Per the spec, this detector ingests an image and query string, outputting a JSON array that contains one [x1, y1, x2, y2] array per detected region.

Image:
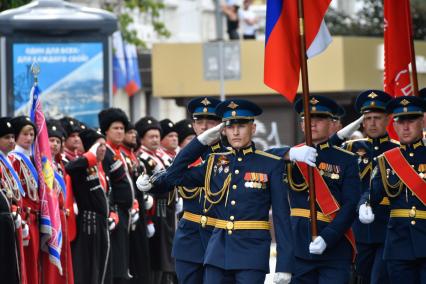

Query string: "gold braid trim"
[[286, 163, 308, 192], [177, 186, 202, 200], [360, 163, 372, 179], [167, 188, 177, 205], [377, 155, 403, 197], [203, 155, 231, 212]]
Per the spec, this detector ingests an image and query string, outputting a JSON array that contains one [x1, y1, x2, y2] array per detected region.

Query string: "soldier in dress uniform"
[[66, 128, 114, 284], [98, 108, 137, 283], [0, 117, 23, 284], [159, 119, 179, 158], [151, 99, 294, 284], [60, 116, 85, 165], [135, 116, 178, 284], [285, 95, 362, 283], [358, 96, 426, 284], [8, 116, 40, 284], [341, 90, 398, 284], [120, 123, 153, 284]]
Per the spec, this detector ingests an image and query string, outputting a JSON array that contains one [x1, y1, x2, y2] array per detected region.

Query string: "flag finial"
[[31, 62, 40, 84]]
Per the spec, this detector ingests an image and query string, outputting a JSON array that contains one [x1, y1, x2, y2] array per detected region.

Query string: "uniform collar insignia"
[[242, 146, 254, 155], [318, 141, 329, 150], [211, 143, 221, 152]]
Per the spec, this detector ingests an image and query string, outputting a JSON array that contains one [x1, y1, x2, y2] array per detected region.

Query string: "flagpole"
[[297, 0, 318, 239], [407, 0, 419, 97]]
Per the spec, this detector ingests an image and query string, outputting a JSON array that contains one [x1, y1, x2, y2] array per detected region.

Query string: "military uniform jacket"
[[154, 142, 223, 264], [162, 138, 294, 273], [343, 134, 399, 244], [286, 141, 361, 261], [365, 140, 426, 260]]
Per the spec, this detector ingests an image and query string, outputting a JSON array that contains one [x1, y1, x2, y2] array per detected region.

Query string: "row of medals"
[[319, 169, 340, 180], [244, 181, 265, 189]]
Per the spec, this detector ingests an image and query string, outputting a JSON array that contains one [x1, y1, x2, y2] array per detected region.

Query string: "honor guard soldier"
[[60, 116, 84, 165], [137, 97, 223, 284], [135, 116, 177, 284], [150, 99, 294, 284], [66, 128, 114, 284], [8, 116, 40, 284], [99, 108, 136, 282], [0, 117, 24, 284], [359, 96, 426, 284], [342, 90, 398, 283], [286, 96, 361, 283]]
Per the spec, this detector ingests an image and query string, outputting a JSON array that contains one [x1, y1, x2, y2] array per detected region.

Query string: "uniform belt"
[[215, 219, 270, 230], [390, 209, 426, 219], [182, 211, 217, 228], [290, 208, 332, 223]]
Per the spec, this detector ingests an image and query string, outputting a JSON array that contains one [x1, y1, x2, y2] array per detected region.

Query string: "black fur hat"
[[135, 116, 162, 139], [174, 119, 195, 145], [160, 119, 177, 140], [98, 108, 130, 134], [0, 117, 14, 137], [79, 128, 105, 152], [47, 119, 67, 140], [10, 116, 37, 138]]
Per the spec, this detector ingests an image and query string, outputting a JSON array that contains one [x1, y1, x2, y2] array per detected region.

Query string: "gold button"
[[228, 230, 233, 235], [232, 185, 237, 190], [234, 169, 239, 174], [226, 221, 234, 230], [204, 209, 208, 213], [374, 146, 379, 150], [409, 153, 414, 157], [200, 216, 207, 227], [230, 216, 235, 221], [409, 206, 416, 218], [238, 157, 242, 162], [231, 200, 236, 206], [411, 220, 416, 225]]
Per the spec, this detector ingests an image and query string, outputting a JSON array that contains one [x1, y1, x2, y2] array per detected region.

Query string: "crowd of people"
[[0, 88, 426, 284]]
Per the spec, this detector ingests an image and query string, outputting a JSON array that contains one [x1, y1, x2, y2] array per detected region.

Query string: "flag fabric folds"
[[124, 43, 142, 96], [112, 31, 128, 94], [264, 0, 332, 102], [384, 0, 414, 139], [30, 83, 63, 274]]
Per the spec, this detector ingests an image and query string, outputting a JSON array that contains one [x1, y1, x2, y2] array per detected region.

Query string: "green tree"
[[0, 0, 31, 12], [326, 0, 426, 40]]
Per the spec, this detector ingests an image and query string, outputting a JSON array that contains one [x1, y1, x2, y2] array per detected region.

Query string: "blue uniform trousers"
[[292, 257, 351, 284], [175, 260, 203, 284], [387, 259, 426, 284], [204, 264, 265, 284], [355, 242, 389, 284]]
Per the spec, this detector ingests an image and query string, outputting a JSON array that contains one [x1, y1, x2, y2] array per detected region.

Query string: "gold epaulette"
[[332, 145, 356, 156], [254, 150, 281, 160]]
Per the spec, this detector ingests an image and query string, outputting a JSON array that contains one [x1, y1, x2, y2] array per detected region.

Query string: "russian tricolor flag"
[[264, 0, 332, 102]]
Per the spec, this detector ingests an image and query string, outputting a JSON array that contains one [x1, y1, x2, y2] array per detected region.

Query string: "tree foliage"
[[0, 0, 31, 12], [326, 0, 426, 40]]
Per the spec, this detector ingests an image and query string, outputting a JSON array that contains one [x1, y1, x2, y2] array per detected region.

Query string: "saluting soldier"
[[137, 97, 223, 284], [285, 96, 361, 283], [66, 128, 115, 284], [99, 108, 136, 283], [359, 96, 426, 284], [152, 99, 294, 284], [342, 90, 398, 284]]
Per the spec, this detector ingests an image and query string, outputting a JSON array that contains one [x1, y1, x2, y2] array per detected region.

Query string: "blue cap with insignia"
[[355, 90, 392, 114], [386, 96, 426, 119], [215, 99, 262, 125], [187, 97, 221, 120], [294, 95, 341, 118]]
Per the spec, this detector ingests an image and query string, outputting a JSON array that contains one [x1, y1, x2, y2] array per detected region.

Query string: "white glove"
[[22, 223, 29, 246], [273, 272, 292, 284], [197, 123, 224, 146], [176, 197, 183, 214], [89, 142, 100, 156], [12, 212, 22, 229], [131, 209, 140, 225], [73, 202, 79, 215], [309, 236, 327, 255], [337, 115, 364, 140], [136, 174, 153, 192], [144, 194, 154, 210], [289, 145, 317, 167], [108, 218, 116, 231], [359, 203, 375, 224], [146, 223, 155, 238]]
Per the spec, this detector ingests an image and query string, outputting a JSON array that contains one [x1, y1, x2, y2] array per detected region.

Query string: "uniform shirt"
[[365, 139, 426, 260], [286, 141, 361, 261], [342, 134, 399, 244]]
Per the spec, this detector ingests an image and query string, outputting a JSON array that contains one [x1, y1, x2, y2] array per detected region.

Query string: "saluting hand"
[[197, 123, 224, 146]]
